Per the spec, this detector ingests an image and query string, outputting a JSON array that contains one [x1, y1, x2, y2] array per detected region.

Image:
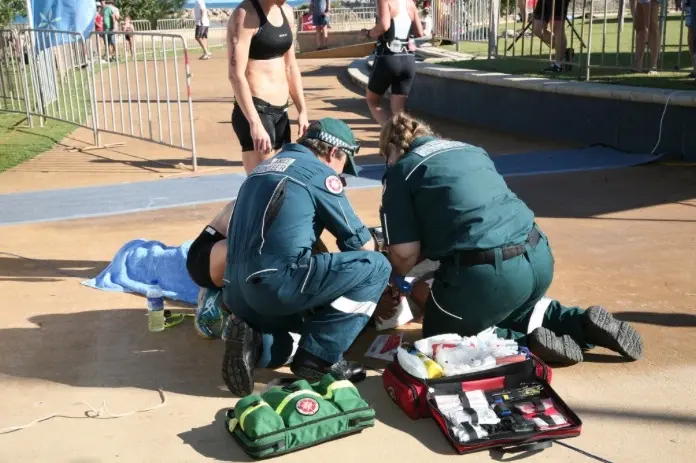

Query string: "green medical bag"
[[224, 374, 375, 459]]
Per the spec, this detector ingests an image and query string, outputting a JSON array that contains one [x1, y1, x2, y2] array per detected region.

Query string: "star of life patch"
[[295, 398, 320, 416], [412, 140, 469, 158], [251, 157, 295, 174], [325, 175, 344, 195]]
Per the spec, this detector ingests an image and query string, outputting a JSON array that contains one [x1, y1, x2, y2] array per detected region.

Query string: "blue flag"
[[32, 0, 97, 39]]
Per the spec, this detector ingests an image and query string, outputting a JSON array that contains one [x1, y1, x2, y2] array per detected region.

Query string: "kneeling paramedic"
[[222, 118, 391, 396], [376, 112, 644, 365]]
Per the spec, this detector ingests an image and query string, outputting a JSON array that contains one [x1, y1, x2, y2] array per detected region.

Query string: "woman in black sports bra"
[[227, 0, 309, 173]]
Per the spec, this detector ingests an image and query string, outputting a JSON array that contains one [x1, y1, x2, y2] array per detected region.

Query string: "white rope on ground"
[[0, 389, 167, 435], [651, 90, 687, 155]]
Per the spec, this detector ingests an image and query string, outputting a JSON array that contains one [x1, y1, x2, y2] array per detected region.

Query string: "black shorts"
[[186, 226, 226, 289], [195, 25, 209, 39], [367, 52, 416, 96], [533, 0, 571, 22], [231, 97, 291, 152]]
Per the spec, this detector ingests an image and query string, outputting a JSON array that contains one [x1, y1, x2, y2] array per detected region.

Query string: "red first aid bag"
[[382, 348, 581, 455]]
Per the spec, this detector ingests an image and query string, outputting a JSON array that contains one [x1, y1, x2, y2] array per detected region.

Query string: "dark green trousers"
[[421, 228, 590, 349]]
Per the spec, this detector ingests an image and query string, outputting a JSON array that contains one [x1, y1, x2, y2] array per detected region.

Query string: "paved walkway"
[[1, 55, 695, 463], [0, 57, 571, 194]]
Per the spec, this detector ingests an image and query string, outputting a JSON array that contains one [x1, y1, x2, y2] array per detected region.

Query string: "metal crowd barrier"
[[0, 28, 199, 171]]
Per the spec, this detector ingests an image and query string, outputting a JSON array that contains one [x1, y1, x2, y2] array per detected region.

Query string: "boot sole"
[[530, 328, 584, 366], [585, 307, 643, 360], [222, 318, 258, 397]]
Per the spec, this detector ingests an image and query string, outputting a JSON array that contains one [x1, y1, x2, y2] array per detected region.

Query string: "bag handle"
[[496, 439, 553, 454]]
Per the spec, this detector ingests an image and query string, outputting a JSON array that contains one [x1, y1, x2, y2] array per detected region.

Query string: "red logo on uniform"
[[296, 398, 320, 416], [325, 175, 344, 194]]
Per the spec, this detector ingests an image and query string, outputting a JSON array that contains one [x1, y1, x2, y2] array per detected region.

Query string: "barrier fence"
[[294, 7, 377, 32], [155, 18, 227, 52], [432, 0, 694, 79], [0, 28, 198, 171]]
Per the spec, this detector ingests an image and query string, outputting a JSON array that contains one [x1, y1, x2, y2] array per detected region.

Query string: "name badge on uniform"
[[251, 157, 295, 174], [412, 140, 468, 158]]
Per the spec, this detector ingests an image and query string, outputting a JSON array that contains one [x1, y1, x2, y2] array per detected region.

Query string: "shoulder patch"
[[412, 140, 469, 158], [324, 175, 344, 195], [251, 157, 295, 175]]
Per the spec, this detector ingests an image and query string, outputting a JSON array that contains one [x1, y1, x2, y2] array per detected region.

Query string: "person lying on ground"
[[186, 201, 331, 339], [228, 0, 309, 173], [221, 118, 389, 397], [373, 112, 644, 365]]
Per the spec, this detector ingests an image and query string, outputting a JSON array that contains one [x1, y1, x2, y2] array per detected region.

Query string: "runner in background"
[[123, 16, 135, 58], [310, 0, 331, 50], [195, 0, 212, 59], [363, 0, 424, 126], [227, 0, 309, 173]]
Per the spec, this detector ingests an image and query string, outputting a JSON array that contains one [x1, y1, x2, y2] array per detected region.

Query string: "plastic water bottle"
[[147, 280, 165, 332]]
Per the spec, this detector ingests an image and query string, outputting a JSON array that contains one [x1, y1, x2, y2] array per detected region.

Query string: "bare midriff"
[[246, 56, 289, 107]]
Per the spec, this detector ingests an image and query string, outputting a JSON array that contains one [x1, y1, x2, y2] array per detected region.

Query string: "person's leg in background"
[[195, 26, 210, 58], [517, 0, 528, 23], [634, 1, 650, 71], [321, 16, 330, 49], [367, 56, 396, 125], [646, 0, 661, 73], [532, 0, 553, 47], [388, 55, 415, 118]]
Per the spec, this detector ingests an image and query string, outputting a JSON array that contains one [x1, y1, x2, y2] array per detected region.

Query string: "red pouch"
[[382, 360, 430, 420]]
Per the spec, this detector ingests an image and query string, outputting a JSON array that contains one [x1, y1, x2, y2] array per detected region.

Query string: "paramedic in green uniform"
[[222, 118, 391, 397], [377, 113, 643, 365]]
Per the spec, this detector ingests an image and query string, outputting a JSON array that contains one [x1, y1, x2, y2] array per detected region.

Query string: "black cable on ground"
[[556, 440, 614, 463]]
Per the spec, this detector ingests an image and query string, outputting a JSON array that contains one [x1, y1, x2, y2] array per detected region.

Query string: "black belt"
[[448, 228, 541, 267]]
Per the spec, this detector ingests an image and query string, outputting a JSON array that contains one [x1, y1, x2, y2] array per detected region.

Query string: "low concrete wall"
[[295, 30, 373, 53], [352, 57, 696, 160]]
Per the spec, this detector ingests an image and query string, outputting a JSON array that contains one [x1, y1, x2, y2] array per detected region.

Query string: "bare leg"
[[532, 20, 552, 47], [634, 4, 648, 71], [322, 26, 329, 48], [316, 28, 322, 49], [389, 94, 408, 118], [242, 149, 273, 174], [205, 200, 237, 288], [552, 20, 566, 64], [201, 37, 209, 55], [646, 2, 661, 72], [367, 90, 391, 126]]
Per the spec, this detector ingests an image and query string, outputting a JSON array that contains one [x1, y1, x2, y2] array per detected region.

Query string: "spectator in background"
[[311, 0, 331, 50], [103, 0, 120, 60], [420, 4, 433, 37], [94, 5, 105, 59], [532, 0, 574, 73], [123, 16, 135, 58], [195, 0, 212, 59], [633, 0, 661, 74], [677, 0, 695, 78]]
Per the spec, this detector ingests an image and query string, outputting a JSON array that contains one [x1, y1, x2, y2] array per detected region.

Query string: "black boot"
[[290, 349, 367, 383], [583, 306, 643, 361], [528, 327, 584, 366], [222, 317, 262, 397]]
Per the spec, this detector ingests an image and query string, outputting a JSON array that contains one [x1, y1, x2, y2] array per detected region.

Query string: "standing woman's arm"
[[408, 0, 425, 38], [367, 0, 392, 39]]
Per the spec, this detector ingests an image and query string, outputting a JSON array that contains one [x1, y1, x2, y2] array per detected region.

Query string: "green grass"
[[0, 112, 74, 172], [440, 14, 696, 89]]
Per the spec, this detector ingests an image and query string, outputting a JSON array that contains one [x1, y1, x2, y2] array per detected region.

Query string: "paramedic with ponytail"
[[363, 0, 424, 125], [377, 112, 644, 365]]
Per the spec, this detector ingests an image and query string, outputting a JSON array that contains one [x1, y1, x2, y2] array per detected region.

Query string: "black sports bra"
[[248, 0, 294, 60]]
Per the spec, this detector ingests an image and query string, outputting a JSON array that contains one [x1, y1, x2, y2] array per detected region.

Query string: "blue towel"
[[82, 239, 200, 305]]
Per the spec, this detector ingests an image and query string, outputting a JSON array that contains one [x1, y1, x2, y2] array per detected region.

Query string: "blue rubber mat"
[[0, 146, 662, 226], [356, 146, 663, 181], [0, 173, 381, 226]]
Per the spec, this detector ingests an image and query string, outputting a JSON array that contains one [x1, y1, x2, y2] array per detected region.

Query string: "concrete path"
[[1, 56, 695, 463]]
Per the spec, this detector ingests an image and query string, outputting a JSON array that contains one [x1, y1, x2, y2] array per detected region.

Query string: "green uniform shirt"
[[227, 143, 372, 263], [380, 136, 535, 260]]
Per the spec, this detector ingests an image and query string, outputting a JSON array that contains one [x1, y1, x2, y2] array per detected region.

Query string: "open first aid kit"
[[382, 333, 582, 455], [224, 374, 375, 459]]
